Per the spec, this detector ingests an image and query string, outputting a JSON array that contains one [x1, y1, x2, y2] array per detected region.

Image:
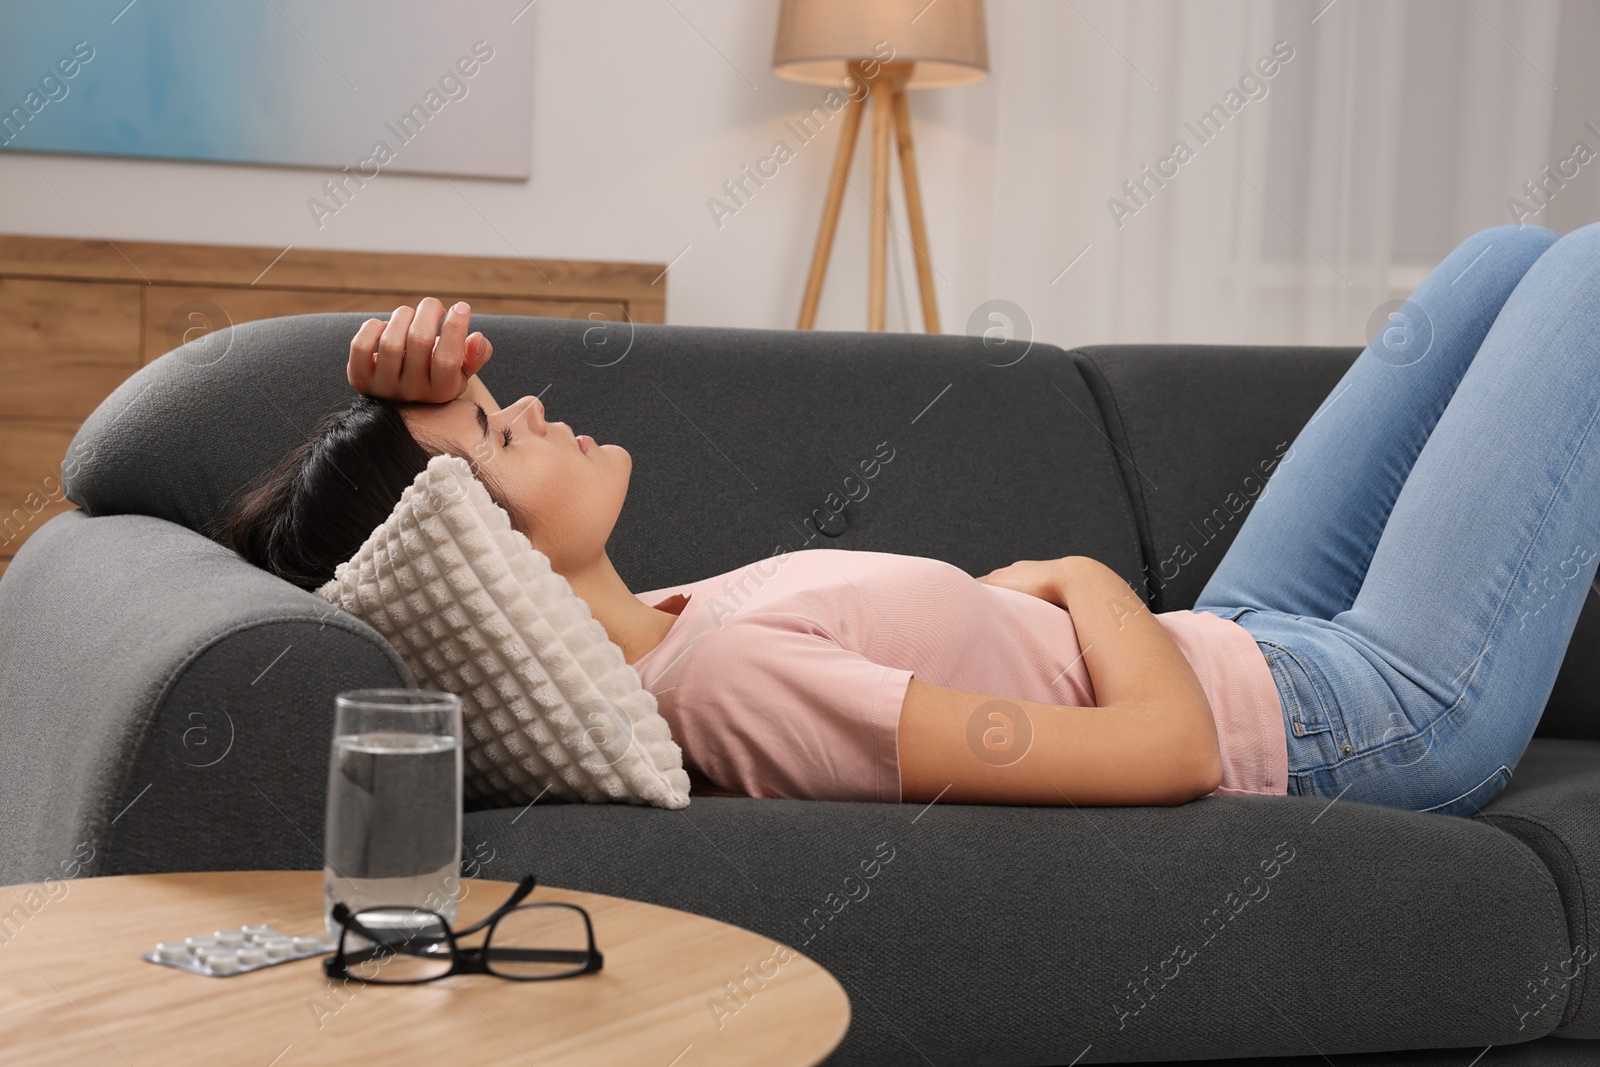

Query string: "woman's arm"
[[978, 554, 1216, 725], [1054, 555, 1223, 792], [906, 554, 1224, 805], [1052, 556, 1214, 716], [897, 678, 1220, 806], [347, 297, 499, 410]]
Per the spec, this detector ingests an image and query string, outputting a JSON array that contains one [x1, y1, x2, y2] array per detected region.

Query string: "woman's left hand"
[[976, 558, 1072, 608], [346, 296, 493, 403]]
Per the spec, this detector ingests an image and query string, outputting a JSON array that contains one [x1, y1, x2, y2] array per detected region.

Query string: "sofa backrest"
[[62, 312, 1148, 594], [1074, 342, 1362, 615], [1076, 342, 1600, 742]]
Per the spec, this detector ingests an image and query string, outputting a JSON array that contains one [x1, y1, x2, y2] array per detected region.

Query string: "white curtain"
[[908, 0, 1593, 349]]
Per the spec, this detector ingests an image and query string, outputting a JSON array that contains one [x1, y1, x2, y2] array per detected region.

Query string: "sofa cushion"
[[64, 313, 1147, 598], [463, 787, 1571, 1065], [1070, 342, 1361, 614]]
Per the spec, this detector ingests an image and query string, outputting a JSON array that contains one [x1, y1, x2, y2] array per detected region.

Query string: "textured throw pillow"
[[314, 453, 691, 810]]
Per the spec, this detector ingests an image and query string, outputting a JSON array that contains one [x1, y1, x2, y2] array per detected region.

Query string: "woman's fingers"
[[431, 301, 472, 397], [973, 559, 1063, 604], [465, 331, 493, 375], [402, 297, 446, 398], [355, 298, 491, 402], [346, 317, 385, 392], [373, 304, 415, 396]]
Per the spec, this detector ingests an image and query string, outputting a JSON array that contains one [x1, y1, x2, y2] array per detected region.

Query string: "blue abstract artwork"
[[0, 0, 533, 179]]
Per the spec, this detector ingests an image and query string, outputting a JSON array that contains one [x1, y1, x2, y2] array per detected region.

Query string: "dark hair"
[[226, 394, 529, 591]]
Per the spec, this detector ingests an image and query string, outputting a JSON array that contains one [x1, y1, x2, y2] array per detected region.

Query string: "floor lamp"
[[772, 0, 989, 333]]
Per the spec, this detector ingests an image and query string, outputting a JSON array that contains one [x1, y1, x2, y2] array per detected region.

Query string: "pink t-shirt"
[[630, 548, 1288, 804]]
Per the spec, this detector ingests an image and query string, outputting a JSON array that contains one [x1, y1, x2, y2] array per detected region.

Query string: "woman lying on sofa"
[[229, 222, 1600, 817]]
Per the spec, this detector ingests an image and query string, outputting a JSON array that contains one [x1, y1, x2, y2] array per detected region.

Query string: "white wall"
[[3, 0, 1595, 350]]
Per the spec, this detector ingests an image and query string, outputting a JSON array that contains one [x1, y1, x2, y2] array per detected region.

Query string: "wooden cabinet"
[[0, 420, 79, 579], [0, 235, 666, 577], [2, 278, 144, 419]]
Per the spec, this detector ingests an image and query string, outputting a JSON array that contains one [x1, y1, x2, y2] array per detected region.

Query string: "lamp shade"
[[772, 0, 988, 88]]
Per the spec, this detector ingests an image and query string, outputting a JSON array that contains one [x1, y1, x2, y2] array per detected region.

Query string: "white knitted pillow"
[[313, 453, 691, 810]]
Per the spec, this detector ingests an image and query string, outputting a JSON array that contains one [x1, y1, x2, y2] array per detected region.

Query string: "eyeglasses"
[[323, 874, 604, 984]]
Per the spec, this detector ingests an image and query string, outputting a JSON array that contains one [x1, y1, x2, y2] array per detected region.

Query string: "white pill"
[[212, 930, 244, 947], [155, 942, 187, 961], [264, 940, 294, 958], [237, 948, 265, 965], [184, 935, 216, 950], [208, 955, 240, 975], [291, 936, 322, 952], [241, 924, 270, 935]]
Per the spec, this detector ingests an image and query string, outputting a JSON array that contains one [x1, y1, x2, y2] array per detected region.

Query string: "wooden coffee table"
[[0, 871, 850, 1065]]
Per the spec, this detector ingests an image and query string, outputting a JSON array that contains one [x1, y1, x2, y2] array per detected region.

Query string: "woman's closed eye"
[[500, 426, 513, 446]]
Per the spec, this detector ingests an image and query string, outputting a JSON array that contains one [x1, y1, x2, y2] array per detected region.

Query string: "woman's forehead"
[[401, 398, 479, 440]]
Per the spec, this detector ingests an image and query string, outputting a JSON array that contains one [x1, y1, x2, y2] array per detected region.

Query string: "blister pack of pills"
[[141, 924, 336, 977]]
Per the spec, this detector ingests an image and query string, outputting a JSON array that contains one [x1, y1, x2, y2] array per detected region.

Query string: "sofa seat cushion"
[[465, 791, 1570, 1065]]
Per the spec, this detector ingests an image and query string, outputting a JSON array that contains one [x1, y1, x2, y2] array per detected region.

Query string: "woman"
[[229, 222, 1600, 817]]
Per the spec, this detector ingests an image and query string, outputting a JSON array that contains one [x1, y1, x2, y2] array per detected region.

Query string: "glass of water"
[[323, 689, 463, 939]]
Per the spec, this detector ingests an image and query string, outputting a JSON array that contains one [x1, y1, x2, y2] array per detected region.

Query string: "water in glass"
[[323, 690, 463, 938]]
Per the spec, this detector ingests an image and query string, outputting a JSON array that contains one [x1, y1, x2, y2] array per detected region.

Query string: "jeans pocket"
[[1195, 605, 1254, 624], [1258, 639, 1338, 741], [1422, 764, 1512, 819]]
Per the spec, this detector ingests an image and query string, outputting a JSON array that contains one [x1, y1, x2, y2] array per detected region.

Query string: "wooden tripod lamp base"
[[772, 0, 989, 333], [796, 61, 941, 334]]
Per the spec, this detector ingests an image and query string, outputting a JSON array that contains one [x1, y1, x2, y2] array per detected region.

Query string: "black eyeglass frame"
[[323, 873, 604, 984]]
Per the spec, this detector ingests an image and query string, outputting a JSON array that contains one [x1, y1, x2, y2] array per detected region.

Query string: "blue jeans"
[[1193, 222, 1600, 817]]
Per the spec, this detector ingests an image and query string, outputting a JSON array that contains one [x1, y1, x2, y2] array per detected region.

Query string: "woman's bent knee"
[[1543, 218, 1600, 257], [1507, 220, 1600, 303], [1462, 222, 1559, 258]]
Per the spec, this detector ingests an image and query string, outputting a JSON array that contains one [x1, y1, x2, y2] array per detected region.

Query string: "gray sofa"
[[4, 312, 1600, 1067]]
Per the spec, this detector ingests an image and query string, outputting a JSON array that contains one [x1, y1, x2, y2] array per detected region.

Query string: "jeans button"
[[1341, 744, 1353, 755]]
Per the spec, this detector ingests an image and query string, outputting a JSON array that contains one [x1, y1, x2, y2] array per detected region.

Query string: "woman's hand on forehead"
[[347, 296, 494, 404]]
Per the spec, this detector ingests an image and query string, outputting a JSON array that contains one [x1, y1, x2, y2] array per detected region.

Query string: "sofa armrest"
[[1479, 750, 1600, 1038], [0, 510, 412, 886]]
